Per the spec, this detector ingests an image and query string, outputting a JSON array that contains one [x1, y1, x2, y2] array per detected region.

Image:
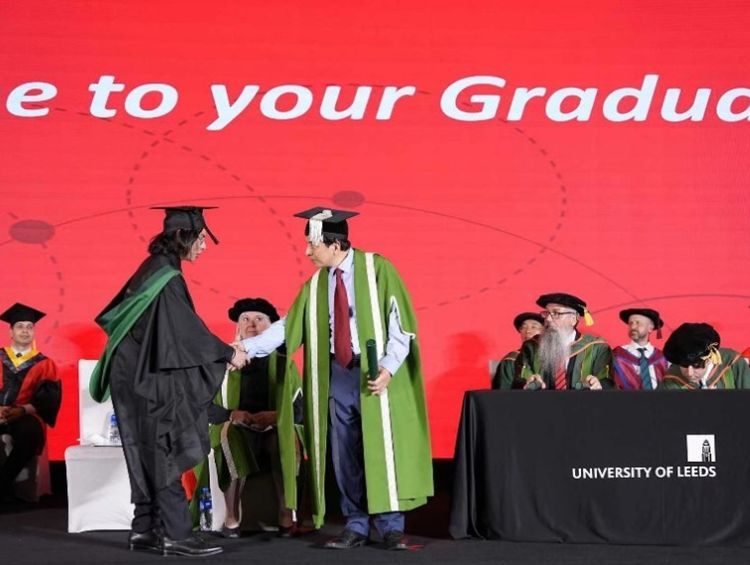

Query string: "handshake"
[[228, 341, 250, 369]]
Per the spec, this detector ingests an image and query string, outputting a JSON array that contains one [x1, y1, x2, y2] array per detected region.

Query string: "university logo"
[[686, 434, 716, 463]]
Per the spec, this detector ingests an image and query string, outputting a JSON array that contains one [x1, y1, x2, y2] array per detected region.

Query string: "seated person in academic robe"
[[0, 303, 61, 501], [660, 322, 750, 389], [492, 312, 543, 389], [513, 293, 613, 390], [192, 298, 303, 538], [611, 308, 668, 390]]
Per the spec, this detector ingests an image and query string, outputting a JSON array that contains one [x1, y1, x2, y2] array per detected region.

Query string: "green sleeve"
[[493, 355, 517, 390], [592, 344, 614, 386], [512, 341, 536, 389]]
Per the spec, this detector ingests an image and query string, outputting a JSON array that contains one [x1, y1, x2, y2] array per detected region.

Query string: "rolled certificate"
[[366, 339, 379, 381]]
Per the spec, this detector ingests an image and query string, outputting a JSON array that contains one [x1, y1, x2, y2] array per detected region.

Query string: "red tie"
[[554, 366, 568, 390], [334, 268, 353, 368]]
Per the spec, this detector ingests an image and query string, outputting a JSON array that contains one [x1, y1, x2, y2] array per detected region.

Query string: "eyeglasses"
[[540, 310, 577, 320]]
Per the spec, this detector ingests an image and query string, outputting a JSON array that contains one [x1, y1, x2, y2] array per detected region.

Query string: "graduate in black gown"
[[90, 206, 246, 557]]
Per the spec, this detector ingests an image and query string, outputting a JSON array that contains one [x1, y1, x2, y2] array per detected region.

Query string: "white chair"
[[65, 359, 133, 532], [65, 360, 228, 533]]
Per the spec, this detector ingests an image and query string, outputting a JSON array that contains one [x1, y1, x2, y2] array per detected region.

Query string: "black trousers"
[[0, 413, 45, 494], [130, 476, 193, 539]]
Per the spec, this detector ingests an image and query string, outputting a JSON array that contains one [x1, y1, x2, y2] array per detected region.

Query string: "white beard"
[[538, 328, 571, 378]]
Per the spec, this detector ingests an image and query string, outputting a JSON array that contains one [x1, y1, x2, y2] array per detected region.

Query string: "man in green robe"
[[237, 207, 433, 550], [661, 322, 750, 389], [513, 293, 613, 390], [492, 312, 543, 389]]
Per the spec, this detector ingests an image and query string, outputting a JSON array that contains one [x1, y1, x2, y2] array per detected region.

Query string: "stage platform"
[[2, 461, 750, 564]]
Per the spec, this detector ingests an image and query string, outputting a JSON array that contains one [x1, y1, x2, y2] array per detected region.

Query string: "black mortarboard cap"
[[619, 308, 665, 338], [536, 292, 594, 326], [228, 297, 280, 323], [151, 206, 219, 244], [0, 302, 46, 326], [663, 322, 721, 366], [513, 312, 544, 331], [294, 207, 359, 243]]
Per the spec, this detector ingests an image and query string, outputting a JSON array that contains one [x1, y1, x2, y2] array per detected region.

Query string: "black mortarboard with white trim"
[[294, 207, 359, 244]]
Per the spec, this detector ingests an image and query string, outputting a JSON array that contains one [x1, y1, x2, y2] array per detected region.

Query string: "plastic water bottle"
[[199, 487, 213, 531], [107, 412, 121, 445]]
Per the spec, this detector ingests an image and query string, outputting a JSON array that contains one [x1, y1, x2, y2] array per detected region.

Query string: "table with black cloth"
[[449, 390, 750, 545]]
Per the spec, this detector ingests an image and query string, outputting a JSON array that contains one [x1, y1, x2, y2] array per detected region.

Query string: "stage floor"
[[2, 494, 750, 565]]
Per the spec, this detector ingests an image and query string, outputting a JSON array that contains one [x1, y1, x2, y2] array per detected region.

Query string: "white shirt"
[[241, 250, 411, 376], [620, 341, 658, 389]]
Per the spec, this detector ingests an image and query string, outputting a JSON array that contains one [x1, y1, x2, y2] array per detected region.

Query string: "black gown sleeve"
[[31, 379, 62, 427]]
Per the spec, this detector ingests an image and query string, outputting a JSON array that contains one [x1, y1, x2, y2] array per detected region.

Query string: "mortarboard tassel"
[[308, 209, 333, 244], [708, 343, 721, 366], [583, 309, 594, 327]]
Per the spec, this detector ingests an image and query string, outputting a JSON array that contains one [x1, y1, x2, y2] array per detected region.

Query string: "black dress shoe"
[[383, 531, 409, 551], [221, 525, 241, 539], [162, 535, 223, 557], [128, 530, 162, 553], [324, 528, 368, 549]]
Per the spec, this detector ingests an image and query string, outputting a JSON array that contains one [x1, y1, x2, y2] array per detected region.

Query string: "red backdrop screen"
[[2, 1, 750, 459]]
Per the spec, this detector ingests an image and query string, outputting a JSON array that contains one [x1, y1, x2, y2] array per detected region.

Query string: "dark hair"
[[322, 236, 352, 251], [148, 229, 201, 258]]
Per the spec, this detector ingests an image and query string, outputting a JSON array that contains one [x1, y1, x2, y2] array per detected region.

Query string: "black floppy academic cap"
[[151, 206, 219, 244], [663, 322, 721, 367], [228, 298, 280, 323], [513, 312, 544, 331], [619, 308, 665, 338], [294, 207, 359, 242], [0, 303, 46, 326], [536, 292, 594, 326]]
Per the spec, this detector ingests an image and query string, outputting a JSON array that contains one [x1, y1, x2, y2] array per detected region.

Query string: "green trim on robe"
[[89, 265, 180, 402], [516, 333, 613, 388], [493, 350, 518, 389], [188, 350, 303, 526], [660, 348, 750, 389], [280, 249, 433, 528]]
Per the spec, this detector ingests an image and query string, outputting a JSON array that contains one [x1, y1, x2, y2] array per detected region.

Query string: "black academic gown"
[[97, 253, 233, 498]]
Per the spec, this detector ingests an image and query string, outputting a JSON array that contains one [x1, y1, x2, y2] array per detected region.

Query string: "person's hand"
[[229, 348, 248, 369], [230, 410, 255, 426], [1, 406, 25, 423], [253, 411, 277, 428], [585, 375, 602, 390], [368, 367, 392, 396], [524, 374, 547, 390]]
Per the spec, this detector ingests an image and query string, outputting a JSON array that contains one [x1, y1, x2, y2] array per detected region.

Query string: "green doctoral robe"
[[492, 350, 518, 389], [660, 348, 750, 389], [277, 249, 433, 528], [188, 350, 303, 524], [514, 332, 613, 389]]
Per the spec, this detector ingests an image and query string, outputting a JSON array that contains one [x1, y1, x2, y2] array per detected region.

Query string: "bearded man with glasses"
[[512, 293, 613, 391]]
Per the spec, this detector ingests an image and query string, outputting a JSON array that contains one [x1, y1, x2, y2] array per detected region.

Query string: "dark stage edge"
[[1, 461, 750, 565]]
